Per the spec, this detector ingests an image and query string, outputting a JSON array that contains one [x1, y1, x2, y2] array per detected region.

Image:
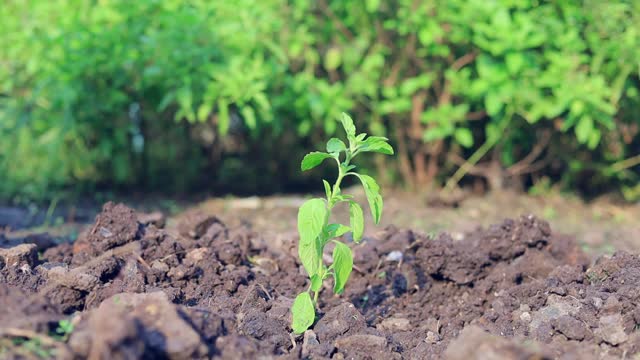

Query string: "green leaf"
[[423, 127, 451, 142], [356, 133, 367, 142], [241, 106, 256, 130], [340, 113, 356, 137], [333, 224, 351, 237], [365, 0, 380, 12], [485, 93, 502, 116], [218, 99, 230, 135], [332, 241, 353, 294], [291, 292, 315, 334], [358, 136, 394, 155], [575, 116, 593, 144], [324, 223, 340, 234], [505, 52, 524, 74], [325, 48, 342, 70], [355, 174, 383, 224], [323, 180, 332, 199], [301, 152, 334, 171], [254, 92, 271, 112], [326, 138, 347, 153], [587, 128, 601, 149], [349, 202, 364, 242], [325, 223, 351, 238], [197, 103, 212, 122], [340, 164, 356, 173], [298, 198, 327, 276], [454, 128, 474, 148], [310, 274, 322, 292]]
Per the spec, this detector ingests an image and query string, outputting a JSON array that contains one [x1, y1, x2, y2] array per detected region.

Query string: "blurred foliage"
[[1, 0, 639, 201]]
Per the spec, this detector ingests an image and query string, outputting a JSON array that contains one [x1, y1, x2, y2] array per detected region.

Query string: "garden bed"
[[1, 202, 639, 359]]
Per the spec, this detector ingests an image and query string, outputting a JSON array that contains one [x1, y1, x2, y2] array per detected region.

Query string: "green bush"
[[281, 0, 640, 195], [1, 0, 638, 201]]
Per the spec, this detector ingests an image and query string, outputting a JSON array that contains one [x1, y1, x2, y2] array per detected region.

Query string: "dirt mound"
[[1, 203, 640, 359]]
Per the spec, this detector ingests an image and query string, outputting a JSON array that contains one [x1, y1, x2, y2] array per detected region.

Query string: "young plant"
[[291, 113, 394, 334], [54, 319, 74, 341]]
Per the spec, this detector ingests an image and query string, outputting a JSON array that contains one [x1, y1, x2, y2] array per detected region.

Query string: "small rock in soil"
[[73, 292, 208, 359], [315, 302, 367, 343], [215, 335, 260, 360], [0, 243, 38, 268], [70, 306, 146, 359], [552, 315, 587, 340], [237, 311, 290, 353], [385, 250, 403, 262], [302, 330, 321, 358], [601, 295, 622, 315], [592, 297, 603, 309], [547, 264, 584, 285], [181, 307, 229, 344], [265, 296, 294, 324], [46, 265, 100, 291], [137, 211, 166, 228], [424, 317, 441, 334], [185, 247, 211, 264], [377, 317, 411, 332], [425, 331, 441, 344], [0, 284, 62, 332], [73, 202, 142, 259], [177, 211, 222, 239], [594, 314, 628, 346], [250, 256, 279, 276], [334, 334, 400, 360], [445, 326, 550, 360], [236, 285, 290, 352], [529, 294, 582, 333]]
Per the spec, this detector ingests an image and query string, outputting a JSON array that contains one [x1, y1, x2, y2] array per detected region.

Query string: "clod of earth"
[[0, 243, 38, 269], [3, 203, 640, 358]]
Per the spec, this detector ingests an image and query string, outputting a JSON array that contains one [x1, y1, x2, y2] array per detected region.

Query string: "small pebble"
[[425, 331, 441, 344], [549, 287, 566, 296], [592, 297, 603, 309], [386, 251, 403, 262], [519, 304, 531, 312]]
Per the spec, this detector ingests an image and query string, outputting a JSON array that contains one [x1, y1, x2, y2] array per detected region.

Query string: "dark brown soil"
[[1, 202, 640, 359]]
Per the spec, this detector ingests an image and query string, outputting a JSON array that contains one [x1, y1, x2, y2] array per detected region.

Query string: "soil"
[[2, 202, 640, 359]]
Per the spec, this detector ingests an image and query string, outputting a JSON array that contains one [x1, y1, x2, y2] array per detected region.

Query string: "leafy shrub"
[[0, 0, 285, 199], [281, 0, 640, 194], [1, 0, 638, 200]]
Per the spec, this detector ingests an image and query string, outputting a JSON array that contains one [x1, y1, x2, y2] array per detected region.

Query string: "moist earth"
[[1, 202, 639, 359]]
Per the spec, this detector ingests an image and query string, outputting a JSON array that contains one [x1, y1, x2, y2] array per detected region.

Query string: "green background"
[[1, 0, 639, 201]]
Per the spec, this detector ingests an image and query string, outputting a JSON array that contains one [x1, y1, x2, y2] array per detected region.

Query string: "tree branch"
[[451, 51, 478, 71], [382, 34, 416, 87], [466, 110, 487, 121], [318, 0, 354, 40], [507, 131, 551, 176]]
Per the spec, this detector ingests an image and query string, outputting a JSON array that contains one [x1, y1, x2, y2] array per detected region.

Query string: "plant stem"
[[329, 152, 351, 206], [313, 149, 354, 309], [609, 153, 640, 174], [444, 112, 512, 192]]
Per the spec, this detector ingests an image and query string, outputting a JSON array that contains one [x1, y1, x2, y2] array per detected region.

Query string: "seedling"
[[291, 113, 394, 334], [54, 319, 74, 341]]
